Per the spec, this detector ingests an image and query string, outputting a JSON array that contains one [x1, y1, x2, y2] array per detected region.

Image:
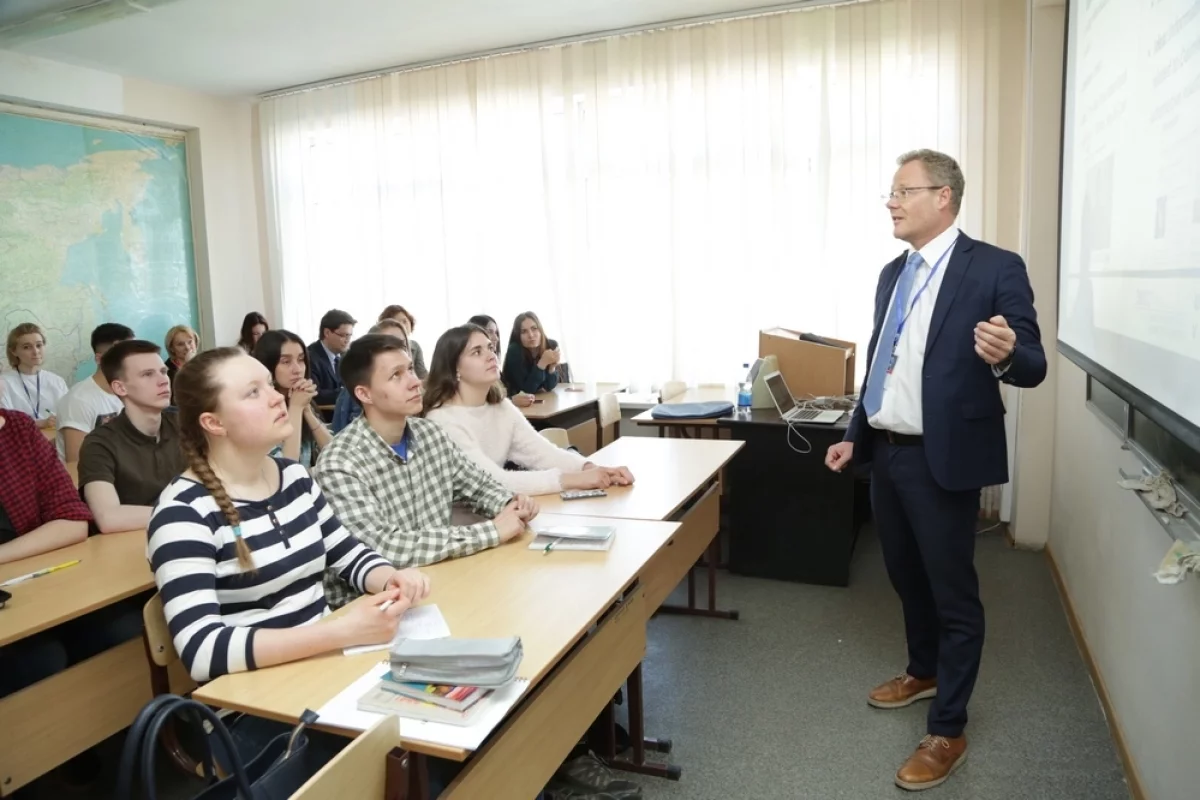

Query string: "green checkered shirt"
[[314, 415, 514, 608]]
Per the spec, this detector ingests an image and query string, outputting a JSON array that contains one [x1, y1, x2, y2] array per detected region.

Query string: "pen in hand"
[[378, 599, 395, 612]]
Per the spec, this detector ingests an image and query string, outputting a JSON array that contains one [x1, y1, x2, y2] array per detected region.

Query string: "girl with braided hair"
[[147, 346, 430, 684]]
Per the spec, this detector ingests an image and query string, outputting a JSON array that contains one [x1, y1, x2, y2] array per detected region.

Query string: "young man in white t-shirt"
[[56, 323, 135, 461]]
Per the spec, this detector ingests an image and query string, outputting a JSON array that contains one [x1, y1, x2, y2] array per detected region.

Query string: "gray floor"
[[630, 528, 1130, 800], [19, 528, 1129, 799]]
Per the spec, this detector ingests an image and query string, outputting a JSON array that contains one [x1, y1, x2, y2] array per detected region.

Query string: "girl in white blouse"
[[423, 324, 633, 496], [1, 323, 69, 429]]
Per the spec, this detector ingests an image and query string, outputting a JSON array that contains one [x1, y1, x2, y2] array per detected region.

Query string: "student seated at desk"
[[164, 324, 199, 392], [236, 311, 269, 354], [307, 309, 357, 407], [313, 334, 537, 607], [148, 347, 429, 681], [79, 340, 186, 533], [147, 347, 429, 772], [424, 325, 633, 496], [0, 407, 139, 698], [378, 304, 427, 379], [254, 330, 333, 468], [466, 314, 502, 358], [502, 311, 561, 404], [1, 322, 70, 430], [56, 323, 135, 462], [331, 319, 408, 434]]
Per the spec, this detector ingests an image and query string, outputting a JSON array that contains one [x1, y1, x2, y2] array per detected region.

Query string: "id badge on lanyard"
[[885, 243, 955, 375]]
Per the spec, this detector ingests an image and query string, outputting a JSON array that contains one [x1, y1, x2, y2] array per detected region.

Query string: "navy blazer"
[[844, 233, 1047, 491], [306, 341, 342, 406]]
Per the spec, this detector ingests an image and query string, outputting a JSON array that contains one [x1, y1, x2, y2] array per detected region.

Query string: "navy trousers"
[[871, 433, 983, 738]]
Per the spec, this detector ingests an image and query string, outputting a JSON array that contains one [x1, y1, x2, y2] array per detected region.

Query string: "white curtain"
[[259, 0, 1016, 388]]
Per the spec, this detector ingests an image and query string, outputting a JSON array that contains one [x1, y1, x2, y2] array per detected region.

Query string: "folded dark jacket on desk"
[[650, 401, 734, 419]]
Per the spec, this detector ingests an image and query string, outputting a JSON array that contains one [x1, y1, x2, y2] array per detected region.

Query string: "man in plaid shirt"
[[314, 334, 538, 608]]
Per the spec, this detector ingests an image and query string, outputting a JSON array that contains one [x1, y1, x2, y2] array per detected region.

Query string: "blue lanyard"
[[21, 371, 41, 418], [895, 238, 956, 338]]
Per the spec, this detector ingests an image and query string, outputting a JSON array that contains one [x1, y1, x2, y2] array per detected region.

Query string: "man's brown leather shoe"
[[895, 734, 967, 791], [867, 673, 937, 709]]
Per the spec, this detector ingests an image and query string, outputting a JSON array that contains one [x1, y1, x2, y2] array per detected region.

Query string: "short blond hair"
[[6, 322, 45, 368], [164, 324, 200, 355], [898, 149, 964, 214]]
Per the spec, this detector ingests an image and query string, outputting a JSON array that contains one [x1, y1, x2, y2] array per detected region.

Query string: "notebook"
[[528, 524, 615, 552]]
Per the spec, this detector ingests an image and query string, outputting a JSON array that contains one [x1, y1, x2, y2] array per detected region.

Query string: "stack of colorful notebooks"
[[356, 672, 491, 726]]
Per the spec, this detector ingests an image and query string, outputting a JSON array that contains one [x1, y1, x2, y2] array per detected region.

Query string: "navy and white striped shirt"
[[147, 458, 391, 682]]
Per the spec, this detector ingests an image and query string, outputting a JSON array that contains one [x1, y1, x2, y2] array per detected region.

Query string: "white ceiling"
[[13, 0, 814, 97]]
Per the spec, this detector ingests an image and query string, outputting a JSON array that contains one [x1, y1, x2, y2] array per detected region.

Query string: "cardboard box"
[[758, 327, 857, 399]]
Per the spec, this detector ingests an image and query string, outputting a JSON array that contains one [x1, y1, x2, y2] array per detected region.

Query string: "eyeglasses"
[[881, 186, 945, 201]]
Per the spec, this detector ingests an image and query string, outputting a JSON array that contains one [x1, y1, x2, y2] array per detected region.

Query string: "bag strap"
[[142, 698, 254, 799], [117, 694, 253, 800], [117, 694, 194, 799]]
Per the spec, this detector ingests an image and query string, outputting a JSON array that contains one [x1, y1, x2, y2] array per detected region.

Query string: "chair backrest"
[[598, 393, 621, 430], [660, 381, 686, 402], [143, 593, 178, 669], [540, 428, 571, 448]]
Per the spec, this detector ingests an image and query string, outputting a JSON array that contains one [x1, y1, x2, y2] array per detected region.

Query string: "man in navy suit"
[[307, 309, 357, 407], [826, 150, 1046, 791]]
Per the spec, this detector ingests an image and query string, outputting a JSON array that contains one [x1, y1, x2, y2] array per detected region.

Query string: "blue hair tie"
[[232, 524, 243, 539]]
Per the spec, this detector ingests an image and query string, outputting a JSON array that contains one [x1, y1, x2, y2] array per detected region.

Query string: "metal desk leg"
[[658, 537, 740, 621], [605, 664, 680, 781]]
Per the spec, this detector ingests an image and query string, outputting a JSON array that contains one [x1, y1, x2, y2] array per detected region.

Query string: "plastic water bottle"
[[737, 363, 753, 410]]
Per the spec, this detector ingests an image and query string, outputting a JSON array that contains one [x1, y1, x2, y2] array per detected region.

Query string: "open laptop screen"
[[763, 371, 797, 416]]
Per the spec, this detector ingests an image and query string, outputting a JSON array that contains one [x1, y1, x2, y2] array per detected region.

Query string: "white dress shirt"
[[321, 342, 340, 370], [867, 225, 960, 436]]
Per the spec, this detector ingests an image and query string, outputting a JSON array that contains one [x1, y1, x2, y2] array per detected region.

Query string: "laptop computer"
[[763, 370, 845, 425]]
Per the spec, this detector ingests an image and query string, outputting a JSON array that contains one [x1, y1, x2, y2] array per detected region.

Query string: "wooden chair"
[[143, 594, 206, 777], [659, 381, 686, 403], [540, 428, 571, 448], [598, 393, 621, 445]]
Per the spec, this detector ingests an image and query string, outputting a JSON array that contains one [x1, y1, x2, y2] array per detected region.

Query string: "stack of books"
[[356, 672, 491, 726]]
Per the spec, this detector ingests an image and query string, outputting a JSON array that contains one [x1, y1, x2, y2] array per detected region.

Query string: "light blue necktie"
[[862, 250, 924, 417]]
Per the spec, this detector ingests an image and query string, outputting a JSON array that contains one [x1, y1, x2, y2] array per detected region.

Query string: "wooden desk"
[[192, 514, 678, 759], [0, 531, 181, 796], [293, 439, 744, 795], [521, 383, 623, 451], [298, 588, 646, 800], [535, 437, 744, 781], [0, 530, 150, 647]]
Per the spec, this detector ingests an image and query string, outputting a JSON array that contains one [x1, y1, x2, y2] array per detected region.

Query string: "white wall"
[[1006, 0, 1064, 546], [0, 50, 266, 347], [1012, 1, 1200, 795], [1049, 358, 1199, 798]]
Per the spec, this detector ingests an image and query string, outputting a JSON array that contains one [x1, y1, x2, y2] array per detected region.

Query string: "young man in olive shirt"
[[79, 340, 185, 533]]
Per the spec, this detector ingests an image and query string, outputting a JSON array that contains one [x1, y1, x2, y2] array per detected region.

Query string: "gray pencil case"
[[389, 636, 523, 689]]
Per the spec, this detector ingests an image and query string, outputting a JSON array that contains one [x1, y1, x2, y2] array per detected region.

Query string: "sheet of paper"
[[342, 603, 451, 656], [315, 662, 529, 750]]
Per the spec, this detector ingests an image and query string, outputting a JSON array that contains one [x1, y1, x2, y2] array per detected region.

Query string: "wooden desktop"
[[0, 530, 191, 796]]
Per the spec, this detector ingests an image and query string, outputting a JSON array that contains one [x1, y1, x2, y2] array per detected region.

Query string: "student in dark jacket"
[[501, 311, 561, 401], [306, 309, 357, 406]]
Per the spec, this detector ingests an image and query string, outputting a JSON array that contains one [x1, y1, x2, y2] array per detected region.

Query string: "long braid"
[[182, 439, 253, 570], [173, 345, 257, 572]]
